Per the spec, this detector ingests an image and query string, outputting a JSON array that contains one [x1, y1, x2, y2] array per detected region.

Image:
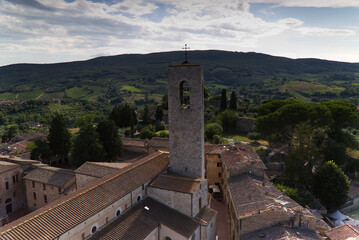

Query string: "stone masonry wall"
[[168, 64, 205, 179]]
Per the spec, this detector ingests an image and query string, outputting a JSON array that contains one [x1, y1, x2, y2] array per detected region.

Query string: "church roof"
[[23, 166, 75, 187], [75, 161, 131, 178], [90, 197, 199, 240], [149, 173, 205, 194], [0, 151, 169, 240]]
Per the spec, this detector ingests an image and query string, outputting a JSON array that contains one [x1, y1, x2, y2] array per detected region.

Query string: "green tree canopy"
[[96, 119, 123, 161], [220, 89, 227, 110], [48, 114, 71, 165], [205, 123, 223, 141], [109, 104, 137, 128], [30, 139, 53, 163], [2, 125, 18, 143], [155, 106, 163, 121], [216, 109, 238, 130], [141, 105, 151, 125], [71, 125, 104, 167], [313, 160, 350, 210], [229, 91, 237, 110], [162, 94, 168, 110]]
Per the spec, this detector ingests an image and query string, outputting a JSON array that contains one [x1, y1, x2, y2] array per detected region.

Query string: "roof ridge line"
[[1, 151, 166, 235]]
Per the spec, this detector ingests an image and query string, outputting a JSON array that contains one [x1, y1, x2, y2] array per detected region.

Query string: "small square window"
[[217, 162, 222, 167], [44, 195, 47, 203], [5, 182, 9, 190], [58, 187, 61, 194], [33, 192, 37, 200], [218, 172, 222, 177], [32, 181, 35, 187], [43, 184, 46, 190]]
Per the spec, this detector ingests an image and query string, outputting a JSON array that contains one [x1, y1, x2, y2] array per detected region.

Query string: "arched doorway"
[[5, 198, 12, 214]]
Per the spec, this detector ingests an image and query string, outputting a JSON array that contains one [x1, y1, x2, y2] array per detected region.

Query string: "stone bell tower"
[[168, 62, 205, 179]]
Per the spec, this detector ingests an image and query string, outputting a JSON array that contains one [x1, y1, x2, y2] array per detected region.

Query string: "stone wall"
[[58, 184, 146, 240], [168, 64, 205, 179], [0, 165, 26, 224], [147, 186, 192, 217], [206, 154, 223, 186]]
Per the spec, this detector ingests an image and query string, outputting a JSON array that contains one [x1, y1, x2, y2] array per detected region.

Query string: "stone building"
[[75, 161, 130, 189], [168, 63, 205, 179], [23, 166, 75, 211], [0, 161, 26, 225], [121, 138, 148, 153], [147, 137, 169, 154], [0, 60, 217, 240]]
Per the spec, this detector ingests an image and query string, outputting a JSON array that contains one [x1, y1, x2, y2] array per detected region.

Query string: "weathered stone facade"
[[168, 64, 205, 179]]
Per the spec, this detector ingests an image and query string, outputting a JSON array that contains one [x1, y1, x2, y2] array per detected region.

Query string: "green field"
[[18, 88, 45, 100], [121, 85, 142, 93], [65, 87, 91, 98], [0, 92, 17, 100]]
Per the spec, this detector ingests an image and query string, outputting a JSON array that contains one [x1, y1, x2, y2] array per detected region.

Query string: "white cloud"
[[0, 0, 357, 65], [297, 27, 355, 37], [249, 0, 359, 8]]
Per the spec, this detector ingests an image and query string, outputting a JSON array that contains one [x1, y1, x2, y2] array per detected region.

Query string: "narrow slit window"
[[180, 81, 190, 108]]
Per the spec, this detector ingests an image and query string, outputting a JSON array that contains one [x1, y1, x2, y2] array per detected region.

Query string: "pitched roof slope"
[[90, 197, 199, 240], [75, 162, 131, 178], [0, 151, 169, 240], [23, 166, 75, 187], [227, 173, 300, 219], [0, 161, 20, 173], [149, 173, 205, 194], [325, 224, 359, 240]]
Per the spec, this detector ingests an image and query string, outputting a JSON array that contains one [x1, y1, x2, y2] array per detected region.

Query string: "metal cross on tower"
[[182, 44, 190, 63]]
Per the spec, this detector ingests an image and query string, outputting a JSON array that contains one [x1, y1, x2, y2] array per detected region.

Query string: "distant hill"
[[1, 50, 359, 103]]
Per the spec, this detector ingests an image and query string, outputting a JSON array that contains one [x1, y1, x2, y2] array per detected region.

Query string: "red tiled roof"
[[149, 173, 204, 194], [75, 162, 131, 178], [227, 174, 301, 219], [23, 166, 75, 187], [325, 224, 359, 240], [90, 197, 199, 240], [0, 151, 169, 239], [220, 145, 266, 170], [242, 223, 323, 240]]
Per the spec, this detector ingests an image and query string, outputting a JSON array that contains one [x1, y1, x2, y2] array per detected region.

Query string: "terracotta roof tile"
[[75, 162, 131, 178], [194, 206, 217, 226], [90, 197, 199, 240], [149, 173, 204, 194], [0, 161, 20, 173], [23, 166, 75, 187], [228, 174, 301, 219], [242, 223, 322, 240], [0, 151, 169, 240], [325, 224, 359, 240], [220, 145, 266, 170], [147, 137, 169, 148]]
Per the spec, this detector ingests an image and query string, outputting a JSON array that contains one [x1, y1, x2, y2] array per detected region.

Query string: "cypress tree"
[[220, 89, 227, 110]]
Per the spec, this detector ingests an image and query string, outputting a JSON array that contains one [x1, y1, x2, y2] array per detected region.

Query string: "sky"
[[1, 0, 359, 66]]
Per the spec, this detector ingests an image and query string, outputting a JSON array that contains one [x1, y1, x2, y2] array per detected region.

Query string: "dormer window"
[[180, 81, 190, 109]]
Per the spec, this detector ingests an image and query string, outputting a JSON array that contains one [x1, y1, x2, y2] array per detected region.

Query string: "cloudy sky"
[[1, 0, 359, 66]]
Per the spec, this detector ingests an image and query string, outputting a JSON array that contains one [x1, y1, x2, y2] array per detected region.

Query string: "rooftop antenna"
[[182, 44, 190, 64]]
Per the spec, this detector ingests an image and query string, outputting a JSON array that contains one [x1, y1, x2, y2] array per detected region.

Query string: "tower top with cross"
[[182, 44, 190, 64]]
